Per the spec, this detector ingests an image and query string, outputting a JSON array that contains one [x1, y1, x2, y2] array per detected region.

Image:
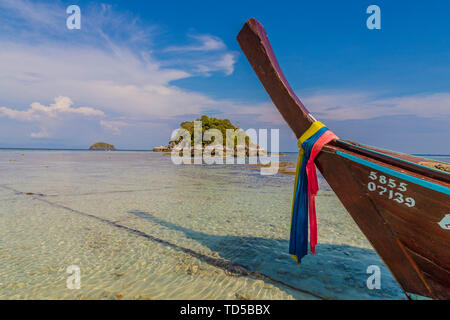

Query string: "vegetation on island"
[[164, 115, 265, 157], [89, 142, 116, 151], [153, 115, 265, 156], [177, 115, 250, 148]]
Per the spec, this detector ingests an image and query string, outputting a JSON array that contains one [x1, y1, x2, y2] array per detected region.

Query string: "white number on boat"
[[405, 197, 415, 207], [367, 171, 415, 207]]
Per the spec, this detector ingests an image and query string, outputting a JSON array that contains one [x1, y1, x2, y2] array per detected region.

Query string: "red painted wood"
[[316, 148, 435, 298], [335, 140, 450, 183], [237, 18, 314, 138]]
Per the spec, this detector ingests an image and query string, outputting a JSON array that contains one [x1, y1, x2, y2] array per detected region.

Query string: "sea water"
[[1, 150, 446, 300]]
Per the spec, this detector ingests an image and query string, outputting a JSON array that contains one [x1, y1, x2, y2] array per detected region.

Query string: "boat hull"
[[237, 17, 450, 299], [317, 145, 450, 299]]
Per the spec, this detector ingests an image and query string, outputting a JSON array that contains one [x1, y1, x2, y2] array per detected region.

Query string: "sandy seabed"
[[0, 150, 414, 299]]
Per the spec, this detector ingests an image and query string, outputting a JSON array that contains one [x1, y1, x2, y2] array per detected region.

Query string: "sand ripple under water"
[[0, 150, 426, 299]]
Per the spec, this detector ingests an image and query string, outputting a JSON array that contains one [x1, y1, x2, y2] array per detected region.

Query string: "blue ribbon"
[[289, 126, 329, 264]]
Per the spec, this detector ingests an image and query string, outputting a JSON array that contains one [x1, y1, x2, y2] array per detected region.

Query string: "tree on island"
[[89, 142, 116, 151], [178, 115, 249, 147], [168, 115, 265, 157]]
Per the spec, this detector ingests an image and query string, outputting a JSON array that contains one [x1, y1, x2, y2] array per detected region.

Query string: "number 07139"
[[367, 171, 415, 208]]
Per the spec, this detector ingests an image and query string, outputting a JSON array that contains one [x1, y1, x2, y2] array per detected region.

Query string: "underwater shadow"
[[128, 210, 405, 300]]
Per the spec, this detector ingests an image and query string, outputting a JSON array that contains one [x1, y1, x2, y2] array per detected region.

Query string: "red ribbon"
[[305, 130, 338, 254]]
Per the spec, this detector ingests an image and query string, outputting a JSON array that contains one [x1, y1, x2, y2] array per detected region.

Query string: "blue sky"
[[0, 0, 449, 153]]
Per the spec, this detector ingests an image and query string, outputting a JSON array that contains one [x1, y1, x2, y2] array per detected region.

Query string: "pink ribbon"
[[305, 130, 338, 254]]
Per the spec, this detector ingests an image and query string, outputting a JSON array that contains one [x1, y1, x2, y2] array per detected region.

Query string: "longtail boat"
[[237, 18, 450, 300]]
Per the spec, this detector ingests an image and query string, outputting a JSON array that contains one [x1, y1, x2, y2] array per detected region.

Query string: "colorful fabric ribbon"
[[289, 121, 338, 264]]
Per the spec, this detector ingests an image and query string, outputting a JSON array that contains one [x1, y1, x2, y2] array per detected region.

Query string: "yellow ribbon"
[[290, 121, 326, 215], [289, 121, 326, 263]]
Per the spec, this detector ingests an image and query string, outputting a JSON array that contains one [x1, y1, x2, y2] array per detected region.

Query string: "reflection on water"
[[0, 150, 425, 299]]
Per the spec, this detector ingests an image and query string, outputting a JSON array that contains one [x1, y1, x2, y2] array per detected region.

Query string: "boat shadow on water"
[[128, 210, 406, 300]]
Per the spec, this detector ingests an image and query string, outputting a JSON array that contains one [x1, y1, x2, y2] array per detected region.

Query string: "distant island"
[[153, 115, 265, 157], [89, 142, 116, 151]]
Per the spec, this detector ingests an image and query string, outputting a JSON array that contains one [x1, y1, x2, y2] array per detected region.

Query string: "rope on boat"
[[290, 121, 338, 265]]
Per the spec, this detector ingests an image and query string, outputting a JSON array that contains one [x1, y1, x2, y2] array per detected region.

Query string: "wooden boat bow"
[[237, 18, 315, 138], [237, 18, 450, 300]]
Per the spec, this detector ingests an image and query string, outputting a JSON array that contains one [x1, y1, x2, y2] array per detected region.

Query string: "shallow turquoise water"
[[2, 150, 443, 299]]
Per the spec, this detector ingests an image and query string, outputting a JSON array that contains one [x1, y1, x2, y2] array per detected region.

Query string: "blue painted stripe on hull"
[[406, 292, 432, 300], [338, 140, 449, 176], [336, 151, 450, 196]]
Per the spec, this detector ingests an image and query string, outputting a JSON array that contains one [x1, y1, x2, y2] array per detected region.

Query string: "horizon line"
[[0, 147, 449, 157]]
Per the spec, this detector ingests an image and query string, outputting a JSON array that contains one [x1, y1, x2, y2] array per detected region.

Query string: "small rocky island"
[[153, 115, 266, 157], [89, 142, 116, 151]]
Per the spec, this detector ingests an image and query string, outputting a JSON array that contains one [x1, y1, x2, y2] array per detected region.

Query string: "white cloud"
[[300, 91, 450, 120], [220, 91, 450, 128], [164, 34, 226, 52], [227, 102, 286, 125], [100, 120, 129, 135], [0, 0, 448, 149], [217, 53, 238, 76], [196, 53, 237, 76], [0, 1, 239, 129], [0, 96, 104, 122], [30, 129, 49, 139], [0, 0, 61, 28], [161, 34, 238, 76], [0, 96, 104, 138], [0, 39, 241, 122]]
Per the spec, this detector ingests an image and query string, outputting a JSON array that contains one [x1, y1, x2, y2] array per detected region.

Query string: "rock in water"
[[89, 142, 116, 151], [153, 145, 171, 152]]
